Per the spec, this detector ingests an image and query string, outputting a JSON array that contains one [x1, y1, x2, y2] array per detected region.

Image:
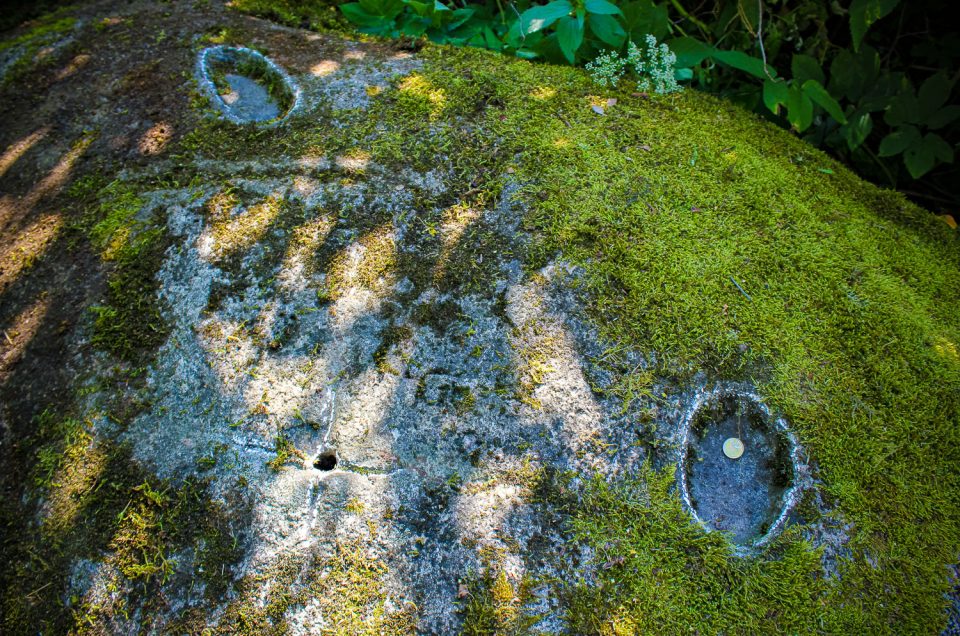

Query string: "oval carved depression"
[[196, 45, 299, 124], [678, 385, 807, 550]]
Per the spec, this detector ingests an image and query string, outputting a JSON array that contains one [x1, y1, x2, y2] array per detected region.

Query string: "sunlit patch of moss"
[[325, 224, 397, 300], [460, 568, 538, 635], [207, 540, 417, 635], [66, 176, 171, 362], [281, 214, 336, 279], [36, 418, 107, 534], [510, 316, 561, 411], [529, 86, 557, 101], [433, 202, 479, 285], [209, 193, 284, 258], [396, 74, 448, 121]]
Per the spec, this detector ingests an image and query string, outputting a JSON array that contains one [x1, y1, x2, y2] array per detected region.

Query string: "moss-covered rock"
[[1, 0, 957, 634]]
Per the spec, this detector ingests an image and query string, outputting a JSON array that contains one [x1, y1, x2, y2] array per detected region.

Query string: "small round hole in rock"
[[313, 452, 337, 471]]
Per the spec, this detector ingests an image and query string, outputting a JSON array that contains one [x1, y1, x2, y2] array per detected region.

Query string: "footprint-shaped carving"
[[677, 384, 809, 553], [196, 45, 300, 124]]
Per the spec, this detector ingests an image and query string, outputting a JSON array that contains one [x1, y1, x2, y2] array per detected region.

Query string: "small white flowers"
[[587, 34, 682, 94], [585, 50, 626, 88]]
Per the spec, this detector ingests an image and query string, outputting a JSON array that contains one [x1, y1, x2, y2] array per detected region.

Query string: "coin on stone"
[[723, 437, 744, 459]]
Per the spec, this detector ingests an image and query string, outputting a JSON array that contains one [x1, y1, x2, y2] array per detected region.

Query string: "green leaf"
[[400, 14, 430, 35], [791, 54, 825, 86], [584, 0, 622, 16], [588, 13, 626, 47], [556, 16, 584, 63], [786, 84, 814, 132], [762, 79, 789, 116], [840, 111, 873, 150], [928, 105, 960, 130], [622, 0, 670, 40], [667, 36, 712, 68], [519, 1, 572, 35], [360, 0, 404, 17], [433, 0, 450, 11], [917, 72, 954, 120], [884, 90, 919, 126], [829, 49, 859, 101], [711, 49, 772, 79], [341, 3, 384, 26], [483, 26, 503, 50], [802, 79, 847, 124], [401, 0, 430, 17], [878, 124, 920, 157], [446, 7, 474, 29], [849, 0, 900, 51], [924, 132, 954, 163], [904, 137, 936, 178], [674, 67, 693, 81]]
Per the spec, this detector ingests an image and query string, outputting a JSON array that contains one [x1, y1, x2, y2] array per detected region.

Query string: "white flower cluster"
[[587, 34, 682, 94], [630, 34, 681, 94], [585, 50, 626, 88]]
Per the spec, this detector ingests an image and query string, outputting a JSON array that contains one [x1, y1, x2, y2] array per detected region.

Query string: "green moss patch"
[[69, 178, 171, 363]]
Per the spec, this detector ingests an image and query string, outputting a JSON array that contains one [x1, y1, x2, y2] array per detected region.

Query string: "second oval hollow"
[[678, 385, 806, 550]]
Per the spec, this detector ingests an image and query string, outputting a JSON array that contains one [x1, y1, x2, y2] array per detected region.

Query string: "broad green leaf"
[[928, 105, 960, 130], [433, 0, 451, 11], [829, 49, 860, 101], [515, 48, 540, 59], [584, 0, 622, 16], [667, 37, 712, 68], [849, 0, 900, 51], [674, 67, 693, 81], [737, 0, 761, 32], [401, 0, 430, 17], [878, 124, 920, 157], [622, 0, 670, 40], [398, 14, 429, 35], [483, 26, 503, 50], [519, 1, 572, 35], [762, 78, 789, 116], [802, 79, 848, 124], [588, 13, 626, 47], [917, 72, 954, 120], [446, 8, 474, 29], [340, 2, 383, 26], [860, 71, 906, 111], [556, 16, 584, 63], [884, 90, 919, 126], [791, 54, 825, 86], [841, 111, 873, 150], [904, 138, 936, 178], [924, 133, 954, 163], [786, 84, 814, 132], [711, 49, 772, 79], [360, 0, 404, 17]]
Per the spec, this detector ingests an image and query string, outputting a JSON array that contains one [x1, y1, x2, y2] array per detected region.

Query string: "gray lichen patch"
[[80, 141, 666, 631], [677, 383, 811, 552]]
